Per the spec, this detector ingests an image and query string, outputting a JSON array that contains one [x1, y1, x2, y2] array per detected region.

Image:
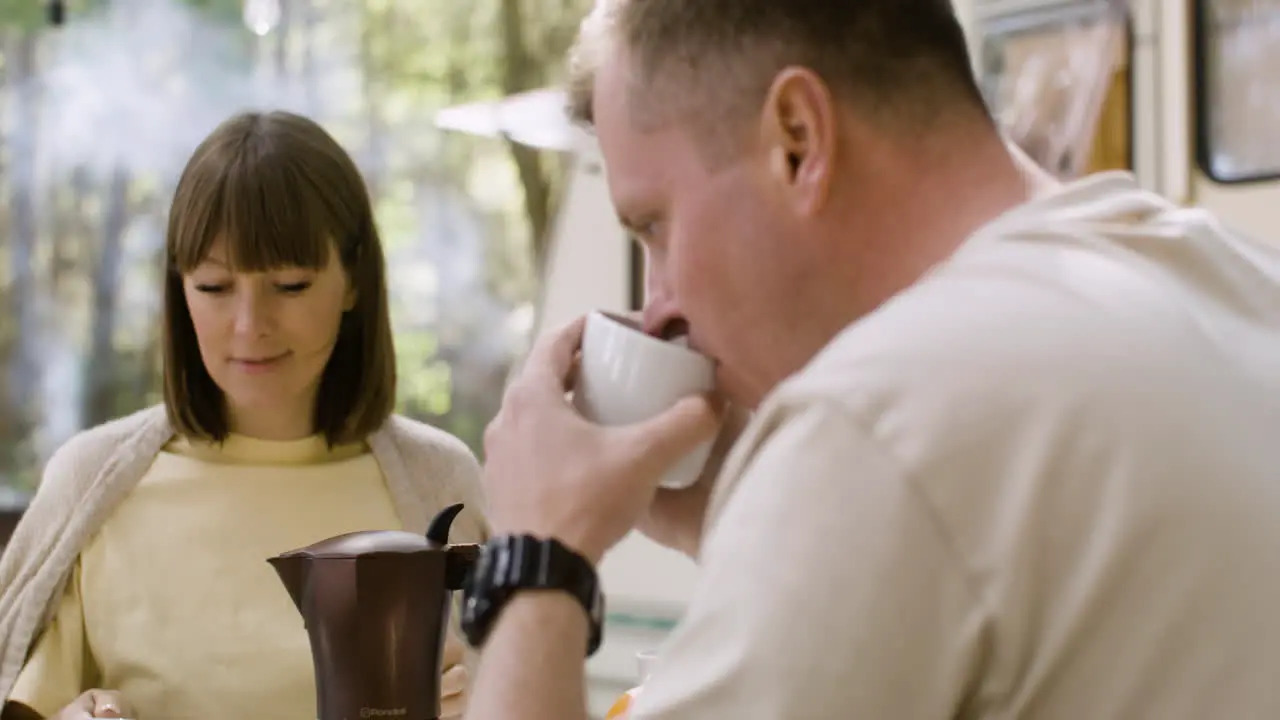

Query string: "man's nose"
[[641, 269, 683, 338]]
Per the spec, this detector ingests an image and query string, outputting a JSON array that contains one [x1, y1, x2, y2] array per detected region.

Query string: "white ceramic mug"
[[572, 311, 716, 490]]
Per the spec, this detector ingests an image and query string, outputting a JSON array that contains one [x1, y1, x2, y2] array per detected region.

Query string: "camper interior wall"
[[957, 0, 980, 55]]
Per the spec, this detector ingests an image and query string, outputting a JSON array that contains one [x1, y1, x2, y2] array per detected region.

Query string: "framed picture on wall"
[[978, 0, 1133, 179], [1193, 0, 1280, 184]]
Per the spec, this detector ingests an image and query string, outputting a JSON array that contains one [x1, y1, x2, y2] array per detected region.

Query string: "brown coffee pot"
[[268, 503, 480, 720]]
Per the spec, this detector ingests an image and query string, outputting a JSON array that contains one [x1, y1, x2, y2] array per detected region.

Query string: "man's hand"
[[482, 316, 723, 563], [50, 690, 133, 719], [637, 402, 751, 558], [441, 637, 469, 719]]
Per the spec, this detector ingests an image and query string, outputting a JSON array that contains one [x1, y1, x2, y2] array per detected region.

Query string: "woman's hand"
[[441, 636, 470, 719], [50, 690, 133, 719]]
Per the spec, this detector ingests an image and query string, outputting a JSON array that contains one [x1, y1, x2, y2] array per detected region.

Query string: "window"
[[1195, 0, 1280, 183], [979, 2, 1133, 180], [0, 0, 593, 504]]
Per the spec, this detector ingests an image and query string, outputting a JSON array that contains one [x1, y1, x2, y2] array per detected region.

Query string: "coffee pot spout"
[[267, 554, 308, 612]]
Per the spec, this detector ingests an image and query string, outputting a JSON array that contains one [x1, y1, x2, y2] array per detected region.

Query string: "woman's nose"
[[232, 291, 272, 336]]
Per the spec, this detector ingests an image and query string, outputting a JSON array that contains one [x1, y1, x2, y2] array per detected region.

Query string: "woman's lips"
[[231, 352, 291, 374]]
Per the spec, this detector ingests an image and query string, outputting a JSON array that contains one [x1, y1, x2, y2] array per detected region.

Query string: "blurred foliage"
[[0, 0, 592, 498]]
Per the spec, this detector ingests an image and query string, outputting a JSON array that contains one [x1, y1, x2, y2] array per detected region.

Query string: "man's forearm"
[[465, 592, 591, 720]]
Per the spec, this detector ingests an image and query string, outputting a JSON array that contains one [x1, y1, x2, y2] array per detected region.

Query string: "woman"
[[0, 111, 486, 719]]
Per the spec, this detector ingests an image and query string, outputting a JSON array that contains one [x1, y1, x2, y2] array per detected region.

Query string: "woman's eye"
[[277, 282, 312, 294], [194, 283, 229, 294]]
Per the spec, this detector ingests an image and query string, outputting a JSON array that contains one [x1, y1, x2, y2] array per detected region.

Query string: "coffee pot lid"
[[275, 503, 466, 559], [283, 530, 432, 558]]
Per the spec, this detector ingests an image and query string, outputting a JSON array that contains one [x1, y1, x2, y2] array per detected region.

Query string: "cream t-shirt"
[[634, 173, 1280, 719], [8, 434, 406, 719]]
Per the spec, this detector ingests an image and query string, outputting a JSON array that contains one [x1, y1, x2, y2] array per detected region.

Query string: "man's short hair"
[[568, 0, 990, 141]]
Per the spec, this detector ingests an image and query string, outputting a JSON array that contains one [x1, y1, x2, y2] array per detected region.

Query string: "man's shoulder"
[[795, 198, 1278, 405], [776, 235, 1254, 469], [784, 255, 1144, 419]]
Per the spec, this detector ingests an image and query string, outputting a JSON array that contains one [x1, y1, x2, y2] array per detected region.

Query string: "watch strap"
[[462, 534, 605, 656]]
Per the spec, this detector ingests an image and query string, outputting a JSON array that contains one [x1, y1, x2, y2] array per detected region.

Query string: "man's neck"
[[834, 130, 1032, 315], [1005, 138, 1064, 199], [917, 134, 1035, 254], [753, 128, 1036, 407]]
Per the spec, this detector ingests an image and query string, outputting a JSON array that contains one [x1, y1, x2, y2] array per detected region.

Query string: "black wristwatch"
[[460, 534, 606, 656]]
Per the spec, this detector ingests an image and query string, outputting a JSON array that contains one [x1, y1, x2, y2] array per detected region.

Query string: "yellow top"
[[9, 433, 404, 719]]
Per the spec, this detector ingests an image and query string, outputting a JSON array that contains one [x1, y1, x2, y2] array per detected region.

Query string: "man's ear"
[[759, 67, 837, 215]]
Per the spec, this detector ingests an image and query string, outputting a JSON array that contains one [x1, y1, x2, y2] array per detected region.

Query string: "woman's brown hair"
[[162, 110, 396, 444]]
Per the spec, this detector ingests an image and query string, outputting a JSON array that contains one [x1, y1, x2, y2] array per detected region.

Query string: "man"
[[462, 1, 1280, 718]]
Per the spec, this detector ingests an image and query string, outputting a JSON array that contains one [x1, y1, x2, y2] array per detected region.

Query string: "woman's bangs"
[[172, 152, 332, 272]]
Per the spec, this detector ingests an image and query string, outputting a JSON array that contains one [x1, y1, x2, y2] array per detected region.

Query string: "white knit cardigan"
[[0, 405, 488, 702]]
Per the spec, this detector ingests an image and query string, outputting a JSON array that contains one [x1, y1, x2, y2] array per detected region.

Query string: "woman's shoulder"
[[370, 415, 488, 540], [42, 405, 171, 485], [374, 414, 479, 472], [5, 406, 171, 578]]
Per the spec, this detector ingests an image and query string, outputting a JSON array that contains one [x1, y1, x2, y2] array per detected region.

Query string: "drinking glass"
[[604, 649, 659, 719]]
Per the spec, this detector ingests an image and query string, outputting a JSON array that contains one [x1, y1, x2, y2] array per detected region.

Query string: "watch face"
[[590, 589, 604, 624], [463, 534, 604, 655], [461, 544, 497, 643], [472, 543, 495, 584]]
